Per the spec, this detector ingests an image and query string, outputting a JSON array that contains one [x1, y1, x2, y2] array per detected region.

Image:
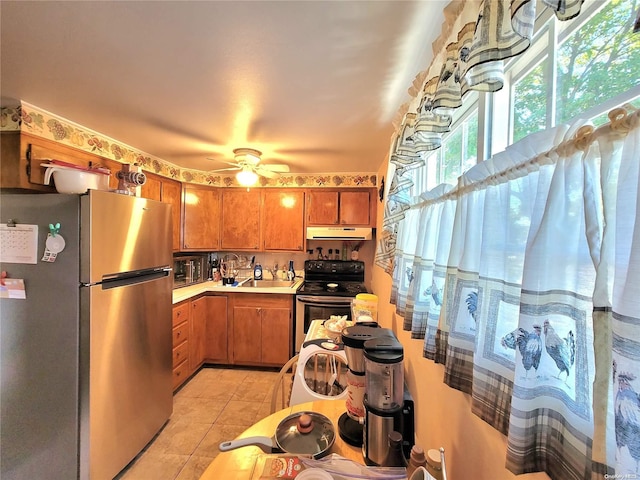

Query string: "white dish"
[[327, 283, 338, 289], [42, 163, 109, 194]]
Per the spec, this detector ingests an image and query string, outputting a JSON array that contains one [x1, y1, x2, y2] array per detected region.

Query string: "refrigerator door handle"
[[86, 267, 172, 290]]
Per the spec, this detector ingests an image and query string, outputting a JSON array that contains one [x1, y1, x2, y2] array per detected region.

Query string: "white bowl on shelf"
[[42, 164, 109, 194]]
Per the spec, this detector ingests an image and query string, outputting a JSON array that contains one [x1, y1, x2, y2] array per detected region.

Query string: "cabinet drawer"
[[172, 359, 189, 390], [173, 321, 189, 347], [173, 302, 190, 327], [173, 341, 189, 368]]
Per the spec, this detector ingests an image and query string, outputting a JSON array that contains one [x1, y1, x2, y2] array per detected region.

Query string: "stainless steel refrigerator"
[[1, 190, 173, 480]]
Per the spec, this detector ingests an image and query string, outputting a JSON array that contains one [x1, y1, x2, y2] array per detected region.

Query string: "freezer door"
[[79, 273, 173, 480], [81, 190, 172, 284]]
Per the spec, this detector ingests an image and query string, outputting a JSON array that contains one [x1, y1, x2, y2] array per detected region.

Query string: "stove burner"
[[299, 281, 367, 296], [300, 260, 367, 297]]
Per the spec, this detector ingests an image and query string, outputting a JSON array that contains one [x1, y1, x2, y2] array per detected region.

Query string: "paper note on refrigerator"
[[0, 278, 26, 299], [0, 224, 39, 264]]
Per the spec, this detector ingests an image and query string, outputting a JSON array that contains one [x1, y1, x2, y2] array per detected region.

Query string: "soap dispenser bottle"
[[254, 263, 263, 280], [287, 260, 295, 281]]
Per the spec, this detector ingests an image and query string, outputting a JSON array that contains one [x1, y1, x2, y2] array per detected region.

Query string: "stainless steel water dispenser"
[[362, 334, 414, 466]]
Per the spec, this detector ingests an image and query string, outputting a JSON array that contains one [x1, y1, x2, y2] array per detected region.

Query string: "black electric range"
[[294, 260, 368, 352], [300, 260, 367, 292]]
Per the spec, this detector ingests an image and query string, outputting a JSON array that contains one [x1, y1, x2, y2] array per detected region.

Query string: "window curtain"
[[381, 106, 640, 478], [372, 1, 640, 475], [375, 0, 586, 275]]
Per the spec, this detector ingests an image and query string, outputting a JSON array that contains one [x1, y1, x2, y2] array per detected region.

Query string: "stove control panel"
[[304, 260, 364, 275]]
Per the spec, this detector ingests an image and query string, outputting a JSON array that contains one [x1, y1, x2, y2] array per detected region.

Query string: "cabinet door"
[[183, 185, 221, 250], [221, 189, 261, 250], [190, 297, 208, 371], [205, 296, 228, 362], [307, 191, 338, 225], [232, 306, 262, 364], [262, 191, 305, 251], [339, 191, 370, 225], [172, 301, 190, 328], [161, 179, 182, 252], [140, 173, 162, 201], [260, 307, 291, 365]]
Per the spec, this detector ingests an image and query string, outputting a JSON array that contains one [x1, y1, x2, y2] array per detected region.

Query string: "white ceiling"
[[1, 1, 445, 175]]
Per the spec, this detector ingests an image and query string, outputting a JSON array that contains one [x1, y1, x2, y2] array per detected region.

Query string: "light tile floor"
[[116, 366, 280, 480]]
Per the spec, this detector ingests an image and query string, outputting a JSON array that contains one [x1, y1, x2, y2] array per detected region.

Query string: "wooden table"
[[199, 400, 362, 479]]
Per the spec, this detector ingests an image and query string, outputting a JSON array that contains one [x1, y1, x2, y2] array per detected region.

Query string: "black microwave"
[[173, 255, 207, 288]]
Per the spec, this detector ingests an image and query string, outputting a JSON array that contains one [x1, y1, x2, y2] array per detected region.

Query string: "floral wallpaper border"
[[0, 102, 377, 188]]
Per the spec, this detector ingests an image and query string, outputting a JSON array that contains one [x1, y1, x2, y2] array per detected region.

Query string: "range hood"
[[306, 227, 373, 240]]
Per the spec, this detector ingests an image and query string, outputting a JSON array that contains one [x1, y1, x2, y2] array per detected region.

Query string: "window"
[[513, 59, 548, 142], [510, 0, 640, 139], [401, 0, 640, 195], [441, 111, 478, 185], [555, 0, 640, 126]]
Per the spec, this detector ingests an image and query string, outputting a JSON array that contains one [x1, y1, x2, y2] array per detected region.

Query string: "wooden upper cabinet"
[[307, 191, 339, 225], [262, 190, 305, 251], [182, 185, 221, 250], [307, 189, 374, 227], [221, 189, 261, 250], [339, 191, 371, 225], [1, 132, 121, 191], [140, 173, 162, 201], [161, 179, 182, 252]]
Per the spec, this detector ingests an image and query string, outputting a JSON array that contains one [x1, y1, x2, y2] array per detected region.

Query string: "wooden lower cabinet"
[[230, 294, 292, 367], [172, 301, 191, 390], [173, 293, 291, 389], [190, 295, 228, 371], [204, 296, 228, 362], [190, 296, 208, 371]]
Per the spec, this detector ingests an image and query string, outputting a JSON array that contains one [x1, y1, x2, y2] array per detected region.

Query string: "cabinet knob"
[[177, 332, 181, 337]]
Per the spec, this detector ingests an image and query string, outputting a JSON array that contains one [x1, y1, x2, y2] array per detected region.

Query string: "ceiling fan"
[[207, 148, 290, 186]]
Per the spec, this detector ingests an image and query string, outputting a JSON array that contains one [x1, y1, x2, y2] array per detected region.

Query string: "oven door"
[[295, 295, 352, 353]]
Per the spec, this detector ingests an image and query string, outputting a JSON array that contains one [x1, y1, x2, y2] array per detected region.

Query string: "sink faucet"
[[265, 263, 279, 280]]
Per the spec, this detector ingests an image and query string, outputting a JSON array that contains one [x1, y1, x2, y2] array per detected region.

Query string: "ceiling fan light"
[[236, 168, 259, 186], [233, 148, 262, 165]]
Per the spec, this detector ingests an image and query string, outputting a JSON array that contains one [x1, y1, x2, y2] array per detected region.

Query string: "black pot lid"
[[275, 411, 335, 457]]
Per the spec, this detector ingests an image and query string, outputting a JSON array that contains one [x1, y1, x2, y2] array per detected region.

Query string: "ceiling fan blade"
[[209, 167, 241, 173], [259, 164, 290, 173], [275, 147, 342, 155], [256, 168, 280, 179], [206, 158, 240, 167]]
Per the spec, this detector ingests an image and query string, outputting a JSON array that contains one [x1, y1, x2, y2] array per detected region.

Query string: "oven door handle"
[[296, 296, 353, 307]]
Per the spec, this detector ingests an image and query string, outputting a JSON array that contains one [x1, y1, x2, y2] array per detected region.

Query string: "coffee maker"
[[362, 335, 414, 466], [338, 325, 386, 447]]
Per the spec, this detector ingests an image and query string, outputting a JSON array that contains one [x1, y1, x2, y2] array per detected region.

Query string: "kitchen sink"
[[237, 278, 298, 288]]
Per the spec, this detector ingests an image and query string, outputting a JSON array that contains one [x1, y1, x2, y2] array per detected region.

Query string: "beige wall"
[[371, 162, 550, 480]]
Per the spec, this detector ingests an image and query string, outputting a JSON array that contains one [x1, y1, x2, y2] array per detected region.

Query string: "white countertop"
[[172, 279, 304, 304]]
